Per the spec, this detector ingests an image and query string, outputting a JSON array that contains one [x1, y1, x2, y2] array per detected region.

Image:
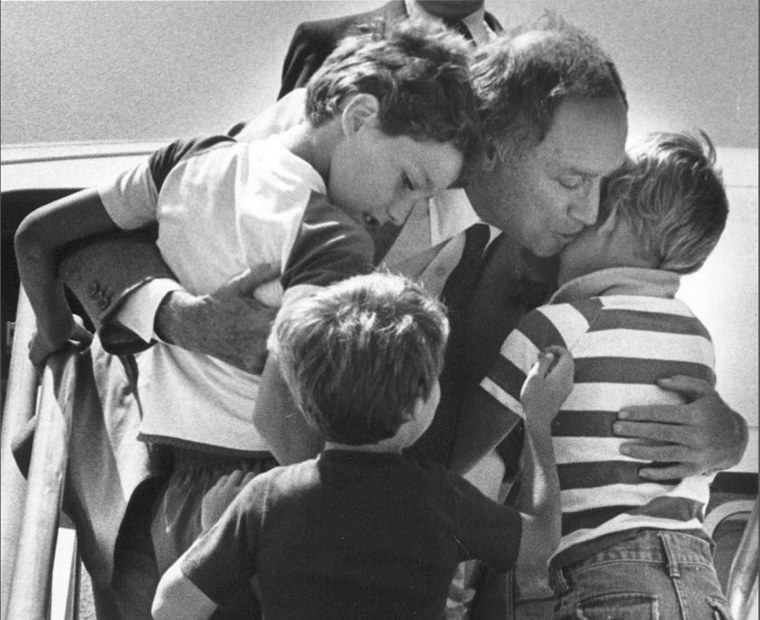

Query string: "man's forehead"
[[537, 98, 628, 175]]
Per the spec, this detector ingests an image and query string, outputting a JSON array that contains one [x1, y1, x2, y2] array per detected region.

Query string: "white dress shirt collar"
[[405, 0, 496, 45]]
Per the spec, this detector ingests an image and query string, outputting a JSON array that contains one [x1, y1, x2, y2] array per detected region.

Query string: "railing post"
[[5, 348, 78, 619], [0, 290, 41, 620]]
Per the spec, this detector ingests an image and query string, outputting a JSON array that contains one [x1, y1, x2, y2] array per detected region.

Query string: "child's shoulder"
[[238, 459, 321, 502]]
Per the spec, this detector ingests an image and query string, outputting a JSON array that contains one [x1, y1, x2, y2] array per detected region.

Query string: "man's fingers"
[[618, 404, 681, 424], [619, 441, 691, 463], [232, 263, 280, 294], [638, 464, 696, 481], [655, 375, 713, 400], [613, 420, 693, 444]]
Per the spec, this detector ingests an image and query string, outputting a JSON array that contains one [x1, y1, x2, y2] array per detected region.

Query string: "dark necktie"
[[406, 223, 490, 464], [440, 223, 490, 322]]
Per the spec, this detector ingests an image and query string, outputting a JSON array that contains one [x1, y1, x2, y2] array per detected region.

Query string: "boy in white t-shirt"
[[14, 20, 480, 616]]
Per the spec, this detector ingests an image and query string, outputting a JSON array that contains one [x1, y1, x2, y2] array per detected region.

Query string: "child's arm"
[[14, 188, 122, 365], [152, 563, 217, 620], [253, 355, 324, 464], [517, 346, 573, 573], [450, 387, 520, 476]]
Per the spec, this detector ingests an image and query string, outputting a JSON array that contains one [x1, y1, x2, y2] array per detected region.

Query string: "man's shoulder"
[[295, 0, 406, 42]]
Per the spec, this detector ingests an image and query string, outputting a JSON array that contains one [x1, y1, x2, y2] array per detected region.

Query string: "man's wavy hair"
[[305, 19, 481, 166], [269, 272, 449, 446], [600, 131, 728, 274], [472, 12, 628, 159]]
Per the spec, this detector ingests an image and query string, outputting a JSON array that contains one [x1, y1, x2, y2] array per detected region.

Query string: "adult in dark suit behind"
[[278, 0, 502, 98], [227, 1, 503, 137]]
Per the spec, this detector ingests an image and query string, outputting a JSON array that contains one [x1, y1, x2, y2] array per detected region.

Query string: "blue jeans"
[[550, 530, 732, 620]]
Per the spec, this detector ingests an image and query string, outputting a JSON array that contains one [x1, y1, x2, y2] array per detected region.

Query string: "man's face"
[[473, 97, 628, 257], [329, 118, 463, 234]]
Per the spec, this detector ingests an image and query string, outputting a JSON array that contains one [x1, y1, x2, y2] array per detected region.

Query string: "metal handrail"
[[1, 290, 41, 619], [0, 290, 78, 619]]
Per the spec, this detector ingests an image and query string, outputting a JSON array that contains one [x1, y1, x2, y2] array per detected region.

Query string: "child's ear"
[[597, 201, 620, 235], [341, 94, 380, 136]]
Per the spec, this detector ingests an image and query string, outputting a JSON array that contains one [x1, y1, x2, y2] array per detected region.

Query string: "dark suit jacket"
[[278, 0, 407, 98], [278, 0, 504, 98]]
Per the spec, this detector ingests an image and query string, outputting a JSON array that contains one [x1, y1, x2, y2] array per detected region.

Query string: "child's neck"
[[278, 120, 339, 183]]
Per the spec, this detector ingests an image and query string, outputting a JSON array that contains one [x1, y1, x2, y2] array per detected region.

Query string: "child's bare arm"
[[152, 563, 217, 620], [253, 355, 324, 464], [517, 346, 574, 572], [14, 188, 122, 365]]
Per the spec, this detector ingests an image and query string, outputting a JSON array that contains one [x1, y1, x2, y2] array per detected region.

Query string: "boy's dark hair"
[[472, 12, 627, 157], [601, 131, 729, 274], [305, 19, 480, 162], [270, 272, 449, 445]]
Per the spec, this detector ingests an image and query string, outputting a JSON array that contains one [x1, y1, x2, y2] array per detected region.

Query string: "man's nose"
[[569, 185, 600, 226]]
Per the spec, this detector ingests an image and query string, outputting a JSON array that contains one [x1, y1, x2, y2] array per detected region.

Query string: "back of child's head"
[[305, 19, 480, 162], [600, 131, 729, 274], [270, 272, 449, 445]]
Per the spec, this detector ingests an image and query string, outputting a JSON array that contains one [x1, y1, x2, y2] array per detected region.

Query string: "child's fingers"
[[551, 349, 574, 375], [543, 344, 568, 357], [533, 350, 557, 378]]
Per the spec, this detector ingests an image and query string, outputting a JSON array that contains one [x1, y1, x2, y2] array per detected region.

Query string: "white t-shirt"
[[100, 134, 374, 452]]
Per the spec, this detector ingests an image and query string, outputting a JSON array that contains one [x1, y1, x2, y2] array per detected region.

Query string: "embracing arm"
[[153, 265, 279, 375], [614, 376, 748, 480], [14, 188, 119, 364]]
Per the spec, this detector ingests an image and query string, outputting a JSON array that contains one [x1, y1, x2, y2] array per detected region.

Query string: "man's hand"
[[614, 375, 749, 480], [155, 264, 280, 374], [29, 313, 92, 367]]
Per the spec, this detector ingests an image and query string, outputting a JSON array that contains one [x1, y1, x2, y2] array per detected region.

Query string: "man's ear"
[[341, 93, 380, 136]]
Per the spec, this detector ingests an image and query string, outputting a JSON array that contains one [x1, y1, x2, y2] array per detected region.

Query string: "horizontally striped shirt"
[[479, 267, 717, 569]]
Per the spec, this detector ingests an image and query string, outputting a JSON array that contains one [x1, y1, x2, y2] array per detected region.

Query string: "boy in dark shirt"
[[153, 272, 572, 619]]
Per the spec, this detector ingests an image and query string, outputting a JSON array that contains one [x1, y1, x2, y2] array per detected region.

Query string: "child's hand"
[[520, 345, 574, 424], [29, 314, 92, 366]]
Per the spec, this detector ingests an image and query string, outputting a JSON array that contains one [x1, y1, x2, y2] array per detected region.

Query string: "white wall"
[[1, 0, 757, 470], [1, 0, 757, 148]]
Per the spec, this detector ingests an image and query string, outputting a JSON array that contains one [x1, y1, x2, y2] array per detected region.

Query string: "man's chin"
[[530, 239, 566, 258]]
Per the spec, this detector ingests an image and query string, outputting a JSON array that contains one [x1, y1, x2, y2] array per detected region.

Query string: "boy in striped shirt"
[[475, 131, 732, 618]]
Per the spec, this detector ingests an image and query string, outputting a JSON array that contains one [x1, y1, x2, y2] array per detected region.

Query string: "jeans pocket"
[[706, 595, 732, 620], [574, 591, 659, 620]]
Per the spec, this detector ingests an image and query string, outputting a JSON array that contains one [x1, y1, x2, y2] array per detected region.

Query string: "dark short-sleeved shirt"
[[181, 449, 521, 619]]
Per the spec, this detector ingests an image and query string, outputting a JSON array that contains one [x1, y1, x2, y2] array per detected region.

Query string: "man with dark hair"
[[28, 8, 747, 620]]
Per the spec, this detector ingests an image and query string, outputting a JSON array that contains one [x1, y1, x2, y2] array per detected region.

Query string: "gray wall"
[[2, 0, 757, 148]]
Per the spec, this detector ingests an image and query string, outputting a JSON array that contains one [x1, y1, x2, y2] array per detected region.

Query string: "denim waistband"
[[550, 529, 715, 596]]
